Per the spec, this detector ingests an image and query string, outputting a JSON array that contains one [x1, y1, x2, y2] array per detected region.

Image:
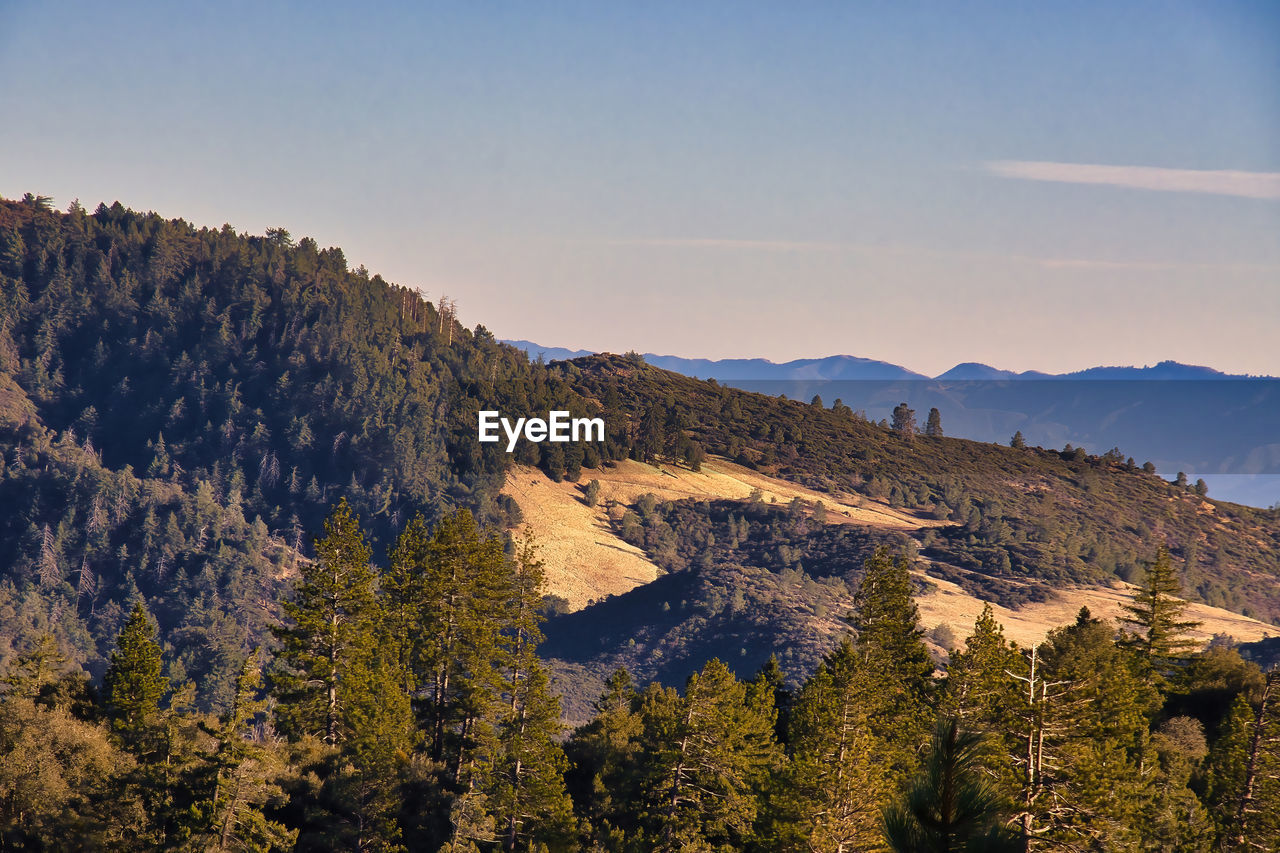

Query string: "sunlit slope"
[[507, 456, 1278, 644], [502, 456, 937, 609]]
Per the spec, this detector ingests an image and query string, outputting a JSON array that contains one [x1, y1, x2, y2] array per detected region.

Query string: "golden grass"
[[914, 567, 1278, 649], [505, 456, 1279, 647]]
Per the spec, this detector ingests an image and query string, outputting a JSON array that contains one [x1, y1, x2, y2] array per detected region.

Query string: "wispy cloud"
[[985, 160, 1280, 200]]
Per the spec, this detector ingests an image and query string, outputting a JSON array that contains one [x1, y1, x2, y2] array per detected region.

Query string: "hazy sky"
[[2, 1, 1277, 376]]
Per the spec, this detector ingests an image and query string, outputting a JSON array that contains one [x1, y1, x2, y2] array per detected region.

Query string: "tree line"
[[2, 501, 1276, 851]]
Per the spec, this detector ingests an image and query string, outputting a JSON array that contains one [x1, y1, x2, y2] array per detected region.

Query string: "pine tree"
[[849, 547, 934, 771], [563, 670, 644, 848], [398, 510, 513, 784], [637, 659, 781, 851], [103, 601, 167, 745], [942, 604, 1026, 797], [272, 498, 378, 746], [882, 718, 1021, 852], [891, 403, 917, 439], [1036, 609, 1161, 849], [1205, 694, 1254, 841], [1228, 670, 1280, 850], [487, 534, 575, 851], [1120, 547, 1201, 682], [774, 639, 889, 852], [925, 407, 944, 438], [203, 649, 297, 851], [339, 625, 413, 853]]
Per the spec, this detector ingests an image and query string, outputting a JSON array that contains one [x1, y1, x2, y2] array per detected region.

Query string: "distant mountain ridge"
[[505, 340, 926, 380], [504, 341, 1267, 382]]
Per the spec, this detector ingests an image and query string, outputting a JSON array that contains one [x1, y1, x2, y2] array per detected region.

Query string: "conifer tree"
[[563, 670, 644, 848], [1120, 547, 1201, 683], [271, 497, 378, 746], [202, 649, 297, 851], [925, 407, 944, 438], [103, 601, 167, 745], [849, 547, 934, 771], [1226, 670, 1280, 850], [1037, 609, 1161, 849], [882, 718, 1020, 852], [1206, 694, 1253, 845], [942, 604, 1026, 797], [636, 659, 780, 851], [486, 534, 575, 851], [415, 510, 513, 780], [891, 403, 917, 439], [773, 639, 889, 852]]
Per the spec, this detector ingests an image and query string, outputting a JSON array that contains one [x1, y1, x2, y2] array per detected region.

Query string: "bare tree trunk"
[[1234, 670, 1277, 847]]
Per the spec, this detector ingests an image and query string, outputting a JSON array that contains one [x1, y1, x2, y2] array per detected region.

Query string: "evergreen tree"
[[563, 669, 644, 848], [1037, 609, 1161, 849], [925, 407, 944, 438], [849, 547, 934, 770], [1120, 547, 1201, 682], [891, 402, 917, 439], [1010, 430, 1026, 449], [202, 649, 297, 851], [487, 534, 575, 851], [1226, 670, 1280, 850], [772, 639, 889, 852], [1205, 694, 1254, 840], [942, 604, 1026, 797], [103, 601, 167, 746], [882, 718, 1020, 852], [415, 510, 513, 779], [635, 659, 780, 851], [271, 497, 378, 746]]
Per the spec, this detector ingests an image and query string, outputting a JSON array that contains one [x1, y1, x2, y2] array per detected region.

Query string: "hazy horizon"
[[3, 1, 1277, 377]]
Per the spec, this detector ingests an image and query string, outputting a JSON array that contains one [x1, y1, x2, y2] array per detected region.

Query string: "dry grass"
[[914, 568, 1278, 649], [505, 456, 1279, 648], [503, 457, 936, 609]]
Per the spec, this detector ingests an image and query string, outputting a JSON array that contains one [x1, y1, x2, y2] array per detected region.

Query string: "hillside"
[[526, 460, 1278, 723], [507, 340, 1280, 508], [558, 353, 1280, 621], [502, 457, 931, 609], [0, 196, 619, 705], [3, 194, 1280, 716]]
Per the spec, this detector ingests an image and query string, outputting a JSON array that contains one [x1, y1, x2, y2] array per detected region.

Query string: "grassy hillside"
[[560, 354, 1280, 621]]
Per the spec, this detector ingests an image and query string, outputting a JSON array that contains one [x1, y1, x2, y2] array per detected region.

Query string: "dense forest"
[[0, 194, 621, 706], [2, 194, 1279, 848], [2, 500, 1277, 850]]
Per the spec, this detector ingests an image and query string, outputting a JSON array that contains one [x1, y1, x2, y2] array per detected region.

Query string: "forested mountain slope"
[[3, 194, 1280, 717], [0, 196, 608, 705]]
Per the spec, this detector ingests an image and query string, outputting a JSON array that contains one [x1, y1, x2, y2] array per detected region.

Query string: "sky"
[[2, 1, 1278, 377]]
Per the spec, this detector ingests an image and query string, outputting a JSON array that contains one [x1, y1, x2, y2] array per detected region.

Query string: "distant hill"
[[507, 341, 1280, 507], [503, 340, 926, 381]]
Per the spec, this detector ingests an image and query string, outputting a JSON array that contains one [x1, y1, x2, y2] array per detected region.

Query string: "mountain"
[[507, 342, 1280, 508], [6, 196, 1278, 849], [505, 342, 1267, 383], [0, 196, 620, 707], [504, 341, 928, 381], [4, 194, 1279, 714]]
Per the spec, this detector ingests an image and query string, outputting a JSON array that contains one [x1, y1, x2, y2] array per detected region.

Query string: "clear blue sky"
[[3, 1, 1277, 376]]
